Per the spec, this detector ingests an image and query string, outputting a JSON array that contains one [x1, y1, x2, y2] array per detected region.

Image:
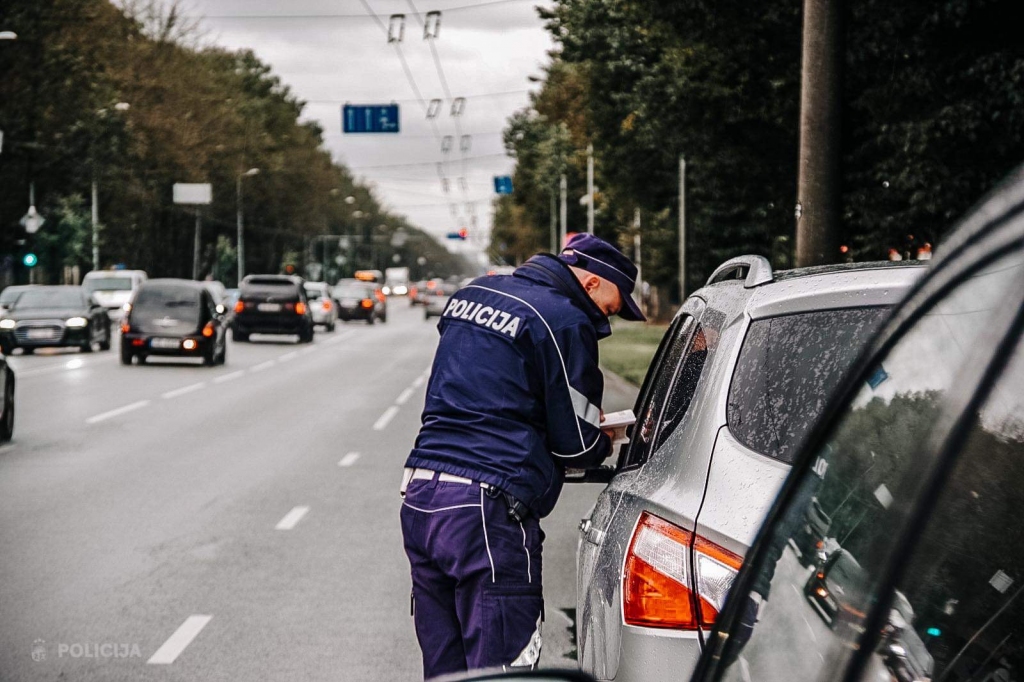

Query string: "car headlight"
[[0, 319, 15, 329], [65, 317, 88, 328]]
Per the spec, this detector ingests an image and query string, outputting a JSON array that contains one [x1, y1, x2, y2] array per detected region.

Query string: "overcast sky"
[[179, 0, 554, 258]]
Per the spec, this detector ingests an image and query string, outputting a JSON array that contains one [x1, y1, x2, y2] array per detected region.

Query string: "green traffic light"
[[22, 253, 38, 267], [926, 627, 941, 637]]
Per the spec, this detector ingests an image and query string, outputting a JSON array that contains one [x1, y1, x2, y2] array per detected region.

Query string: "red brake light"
[[121, 323, 131, 334], [322, 299, 332, 311], [234, 300, 245, 314], [202, 322, 214, 338], [295, 301, 307, 315], [622, 512, 741, 630], [360, 299, 374, 309]]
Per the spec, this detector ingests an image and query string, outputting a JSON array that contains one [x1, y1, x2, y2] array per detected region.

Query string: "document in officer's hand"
[[601, 409, 636, 445]]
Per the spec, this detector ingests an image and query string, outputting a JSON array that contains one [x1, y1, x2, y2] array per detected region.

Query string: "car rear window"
[[335, 284, 370, 298], [727, 306, 890, 463], [303, 286, 327, 299], [83, 277, 134, 292], [133, 286, 202, 325], [242, 280, 300, 300]]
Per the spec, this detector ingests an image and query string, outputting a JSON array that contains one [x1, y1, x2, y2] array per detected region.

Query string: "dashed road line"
[[395, 388, 415, 405], [213, 370, 245, 384], [275, 506, 310, 530], [338, 452, 360, 467], [86, 400, 151, 425], [161, 382, 207, 399], [412, 375, 426, 389], [147, 615, 212, 665], [373, 406, 400, 431], [277, 351, 299, 363], [250, 361, 275, 373]]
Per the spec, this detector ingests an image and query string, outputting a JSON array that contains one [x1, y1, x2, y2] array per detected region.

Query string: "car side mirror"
[[564, 466, 616, 484]]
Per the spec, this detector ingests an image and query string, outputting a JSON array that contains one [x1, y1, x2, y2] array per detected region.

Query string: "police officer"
[[400, 234, 646, 679]]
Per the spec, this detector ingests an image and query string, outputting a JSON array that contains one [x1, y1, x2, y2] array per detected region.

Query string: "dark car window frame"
[[697, 218, 1024, 682], [618, 308, 702, 471]]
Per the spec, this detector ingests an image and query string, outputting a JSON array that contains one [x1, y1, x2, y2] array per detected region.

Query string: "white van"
[[82, 270, 148, 319]]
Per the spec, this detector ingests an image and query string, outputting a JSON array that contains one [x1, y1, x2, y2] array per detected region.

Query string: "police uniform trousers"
[[400, 475, 544, 680]]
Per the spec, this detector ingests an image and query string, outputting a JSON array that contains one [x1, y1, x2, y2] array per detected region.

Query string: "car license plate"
[[27, 328, 54, 339], [258, 303, 282, 312], [150, 338, 181, 349]]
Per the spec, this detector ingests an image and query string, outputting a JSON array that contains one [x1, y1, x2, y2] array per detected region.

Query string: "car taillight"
[[322, 299, 332, 311], [234, 300, 245, 314], [295, 301, 307, 315], [623, 512, 741, 630], [202, 322, 214, 338], [121, 322, 131, 334], [360, 299, 374, 309]]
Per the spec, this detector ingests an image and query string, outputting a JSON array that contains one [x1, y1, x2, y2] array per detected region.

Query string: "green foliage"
[[496, 0, 1024, 307], [34, 194, 93, 273]]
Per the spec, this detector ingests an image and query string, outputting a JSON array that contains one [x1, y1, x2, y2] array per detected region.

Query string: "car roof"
[[689, 258, 926, 323]]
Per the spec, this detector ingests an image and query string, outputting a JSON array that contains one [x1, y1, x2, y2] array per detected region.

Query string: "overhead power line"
[[303, 89, 531, 105], [348, 152, 509, 170], [195, 0, 538, 20]]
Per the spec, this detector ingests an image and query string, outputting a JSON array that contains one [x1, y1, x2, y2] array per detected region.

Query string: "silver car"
[[574, 256, 925, 681], [303, 281, 338, 332]]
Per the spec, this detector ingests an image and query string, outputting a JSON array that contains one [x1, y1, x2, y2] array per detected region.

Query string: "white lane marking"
[[162, 382, 207, 399], [338, 452, 360, 467], [412, 375, 426, 389], [213, 370, 245, 384], [65, 358, 85, 369], [299, 346, 317, 355], [86, 400, 151, 424], [373, 406, 400, 431], [278, 351, 299, 363], [275, 506, 310, 530], [395, 388, 415, 405], [802, 615, 817, 642], [250, 361, 275, 373], [147, 615, 212, 665]]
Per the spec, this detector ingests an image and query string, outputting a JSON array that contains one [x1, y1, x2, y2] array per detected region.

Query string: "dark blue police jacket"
[[405, 254, 613, 518]]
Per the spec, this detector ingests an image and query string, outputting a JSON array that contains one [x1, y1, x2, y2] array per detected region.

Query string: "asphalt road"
[[0, 301, 637, 681]]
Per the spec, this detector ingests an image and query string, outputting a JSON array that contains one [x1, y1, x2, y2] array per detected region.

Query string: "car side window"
[[618, 314, 694, 470], [712, 247, 1024, 682], [860, 333, 1024, 682], [651, 309, 724, 452]]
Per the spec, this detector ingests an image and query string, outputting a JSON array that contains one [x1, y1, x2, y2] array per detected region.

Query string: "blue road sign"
[[343, 104, 400, 133], [493, 176, 513, 195]]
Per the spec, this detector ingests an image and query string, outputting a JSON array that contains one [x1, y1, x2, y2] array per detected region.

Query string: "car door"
[[694, 178, 1024, 682], [577, 297, 707, 676]]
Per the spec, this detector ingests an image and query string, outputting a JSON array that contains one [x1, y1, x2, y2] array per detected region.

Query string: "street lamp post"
[[236, 167, 259, 283], [91, 102, 130, 271]]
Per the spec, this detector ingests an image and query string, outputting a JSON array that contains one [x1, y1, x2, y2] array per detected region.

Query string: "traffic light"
[[926, 627, 941, 637], [22, 253, 37, 267]]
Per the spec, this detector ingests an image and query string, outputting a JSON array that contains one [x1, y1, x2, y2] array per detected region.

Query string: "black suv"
[[233, 275, 314, 343], [121, 279, 227, 366]]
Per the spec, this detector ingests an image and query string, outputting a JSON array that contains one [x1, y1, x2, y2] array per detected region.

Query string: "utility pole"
[[633, 210, 642, 313], [559, 174, 567, 248], [236, 168, 259, 284], [91, 178, 99, 271], [795, 0, 843, 267], [550, 192, 557, 253], [586, 143, 595, 234], [678, 155, 687, 301], [193, 208, 202, 280]]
